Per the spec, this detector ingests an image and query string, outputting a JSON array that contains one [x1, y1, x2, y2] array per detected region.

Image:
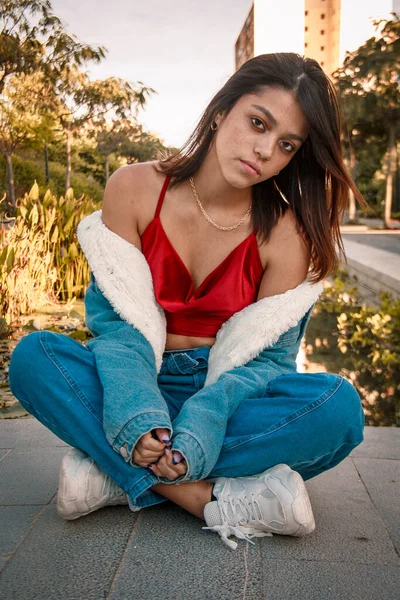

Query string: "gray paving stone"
[[0, 419, 398, 599], [0, 503, 137, 599], [0, 447, 68, 505], [0, 418, 33, 448], [0, 506, 42, 571], [353, 457, 400, 554], [109, 503, 263, 600], [260, 559, 400, 600], [350, 426, 400, 459], [0, 418, 68, 449], [14, 419, 69, 448], [260, 458, 399, 565], [0, 449, 9, 461]]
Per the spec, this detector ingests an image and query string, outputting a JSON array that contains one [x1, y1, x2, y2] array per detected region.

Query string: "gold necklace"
[[189, 177, 252, 231]]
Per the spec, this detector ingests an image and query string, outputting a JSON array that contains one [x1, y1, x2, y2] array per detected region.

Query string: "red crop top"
[[140, 176, 264, 337]]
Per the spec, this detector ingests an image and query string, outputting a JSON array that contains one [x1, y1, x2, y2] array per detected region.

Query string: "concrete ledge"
[[342, 239, 400, 302]]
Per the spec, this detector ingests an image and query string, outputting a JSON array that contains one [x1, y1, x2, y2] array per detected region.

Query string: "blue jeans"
[[9, 331, 364, 509]]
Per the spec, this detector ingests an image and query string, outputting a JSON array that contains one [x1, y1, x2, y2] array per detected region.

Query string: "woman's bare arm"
[[101, 164, 151, 249]]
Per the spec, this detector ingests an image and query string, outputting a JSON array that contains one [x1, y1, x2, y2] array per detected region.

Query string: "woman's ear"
[[214, 110, 225, 127]]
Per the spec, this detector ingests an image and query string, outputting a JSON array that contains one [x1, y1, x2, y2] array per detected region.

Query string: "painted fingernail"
[[161, 436, 170, 444], [148, 464, 156, 471], [172, 451, 183, 464], [165, 448, 171, 456]]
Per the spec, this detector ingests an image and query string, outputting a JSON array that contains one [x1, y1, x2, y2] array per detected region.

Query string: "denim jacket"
[[77, 211, 322, 484]]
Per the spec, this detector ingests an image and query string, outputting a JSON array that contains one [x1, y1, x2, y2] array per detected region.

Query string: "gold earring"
[[211, 121, 218, 131]]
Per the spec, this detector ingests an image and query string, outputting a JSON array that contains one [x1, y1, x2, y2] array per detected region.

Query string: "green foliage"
[[0, 182, 99, 327], [1, 1, 155, 198], [0, 201, 58, 326], [95, 119, 167, 173], [315, 269, 360, 314], [334, 17, 400, 219], [0, 155, 103, 210], [309, 272, 399, 426], [337, 294, 400, 425], [0, 154, 46, 201], [0, 0, 106, 95], [46, 161, 103, 202], [359, 204, 383, 219], [18, 183, 99, 300]]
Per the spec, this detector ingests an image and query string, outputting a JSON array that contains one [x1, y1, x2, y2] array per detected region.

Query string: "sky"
[[51, 0, 253, 148]]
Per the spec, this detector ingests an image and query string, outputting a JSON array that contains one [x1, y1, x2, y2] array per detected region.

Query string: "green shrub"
[[308, 273, 399, 426], [46, 162, 103, 202], [0, 155, 46, 205], [359, 204, 383, 219], [0, 201, 57, 326], [1, 183, 100, 327], [337, 293, 400, 426], [0, 155, 104, 209]]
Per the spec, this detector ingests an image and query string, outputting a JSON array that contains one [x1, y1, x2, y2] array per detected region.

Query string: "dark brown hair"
[[157, 53, 364, 282]]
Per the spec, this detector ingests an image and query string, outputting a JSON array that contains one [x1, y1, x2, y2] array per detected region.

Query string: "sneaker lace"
[[202, 494, 273, 551]]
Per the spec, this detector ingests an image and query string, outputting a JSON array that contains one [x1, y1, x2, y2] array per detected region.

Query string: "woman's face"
[[213, 87, 308, 189]]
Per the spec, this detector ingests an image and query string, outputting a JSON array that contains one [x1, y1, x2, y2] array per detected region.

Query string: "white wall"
[[253, 0, 305, 56]]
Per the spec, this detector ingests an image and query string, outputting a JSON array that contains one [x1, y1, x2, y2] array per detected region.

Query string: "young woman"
[[10, 53, 365, 550]]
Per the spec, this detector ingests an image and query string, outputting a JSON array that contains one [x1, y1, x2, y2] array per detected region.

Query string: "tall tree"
[[47, 68, 154, 192], [96, 119, 167, 181], [0, 71, 55, 205], [0, 0, 107, 202], [0, 0, 106, 94], [334, 17, 400, 227]]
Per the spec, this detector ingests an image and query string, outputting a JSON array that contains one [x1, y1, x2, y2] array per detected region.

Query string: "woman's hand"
[[149, 448, 187, 481], [132, 428, 171, 467]]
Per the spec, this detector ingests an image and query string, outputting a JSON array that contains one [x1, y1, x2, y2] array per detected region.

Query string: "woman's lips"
[[240, 160, 259, 176]]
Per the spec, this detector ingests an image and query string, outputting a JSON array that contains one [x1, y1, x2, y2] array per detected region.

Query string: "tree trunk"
[[105, 155, 110, 183], [348, 142, 357, 222], [65, 130, 72, 194], [384, 118, 396, 229], [44, 144, 50, 186], [5, 153, 15, 207]]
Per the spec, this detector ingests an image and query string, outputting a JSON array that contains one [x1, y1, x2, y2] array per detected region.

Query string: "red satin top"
[[140, 176, 264, 337]]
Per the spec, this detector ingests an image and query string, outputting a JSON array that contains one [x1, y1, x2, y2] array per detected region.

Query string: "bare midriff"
[[165, 332, 216, 350]]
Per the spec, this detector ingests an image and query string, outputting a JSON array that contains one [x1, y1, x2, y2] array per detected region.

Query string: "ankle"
[[151, 480, 214, 520]]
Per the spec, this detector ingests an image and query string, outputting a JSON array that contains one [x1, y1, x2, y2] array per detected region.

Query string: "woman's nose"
[[254, 136, 275, 162]]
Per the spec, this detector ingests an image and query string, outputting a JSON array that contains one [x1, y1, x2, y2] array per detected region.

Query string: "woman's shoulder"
[[101, 161, 165, 245], [103, 161, 165, 208], [257, 208, 311, 299], [269, 208, 310, 254]]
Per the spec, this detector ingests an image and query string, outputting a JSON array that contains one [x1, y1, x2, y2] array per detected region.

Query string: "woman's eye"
[[251, 117, 265, 131], [280, 141, 295, 153]]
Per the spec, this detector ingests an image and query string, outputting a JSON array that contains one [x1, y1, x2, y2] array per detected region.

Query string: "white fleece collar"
[[205, 278, 321, 384], [77, 211, 167, 372], [77, 211, 322, 383]]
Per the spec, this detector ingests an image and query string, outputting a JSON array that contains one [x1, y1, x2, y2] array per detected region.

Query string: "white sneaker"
[[57, 448, 132, 520], [203, 464, 315, 550]]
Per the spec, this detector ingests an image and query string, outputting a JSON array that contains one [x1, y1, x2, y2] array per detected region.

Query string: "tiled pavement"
[[0, 419, 399, 600]]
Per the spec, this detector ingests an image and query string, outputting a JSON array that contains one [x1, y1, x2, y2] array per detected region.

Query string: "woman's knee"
[[9, 331, 68, 400], [327, 375, 365, 447], [9, 331, 43, 397]]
